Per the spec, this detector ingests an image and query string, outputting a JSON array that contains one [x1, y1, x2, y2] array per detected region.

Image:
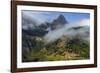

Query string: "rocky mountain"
[[38, 14, 68, 30], [52, 14, 68, 25], [22, 14, 68, 59], [22, 14, 90, 62], [50, 14, 68, 30]]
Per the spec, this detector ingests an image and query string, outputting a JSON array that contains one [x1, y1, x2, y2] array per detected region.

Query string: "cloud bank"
[[43, 19, 90, 44]]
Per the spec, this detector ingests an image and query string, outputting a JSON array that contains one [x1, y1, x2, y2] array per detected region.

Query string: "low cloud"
[[43, 19, 90, 44], [22, 11, 48, 30], [74, 19, 90, 26]]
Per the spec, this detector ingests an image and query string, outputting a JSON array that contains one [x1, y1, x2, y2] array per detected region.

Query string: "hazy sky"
[[22, 10, 90, 24]]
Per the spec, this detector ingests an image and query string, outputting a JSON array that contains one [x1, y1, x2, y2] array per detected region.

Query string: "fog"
[[22, 11, 47, 30], [43, 19, 90, 44]]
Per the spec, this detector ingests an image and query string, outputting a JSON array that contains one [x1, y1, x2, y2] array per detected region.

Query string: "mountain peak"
[[50, 14, 68, 30], [53, 14, 68, 25]]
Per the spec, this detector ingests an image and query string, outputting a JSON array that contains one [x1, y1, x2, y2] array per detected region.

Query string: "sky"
[[22, 10, 90, 24]]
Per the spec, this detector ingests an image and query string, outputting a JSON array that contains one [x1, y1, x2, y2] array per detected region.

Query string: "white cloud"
[[43, 26, 66, 43], [22, 11, 46, 25], [43, 18, 90, 44], [75, 19, 90, 26]]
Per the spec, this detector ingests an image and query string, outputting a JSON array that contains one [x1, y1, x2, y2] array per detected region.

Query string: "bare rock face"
[[50, 14, 68, 30], [53, 14, 68, 25]]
